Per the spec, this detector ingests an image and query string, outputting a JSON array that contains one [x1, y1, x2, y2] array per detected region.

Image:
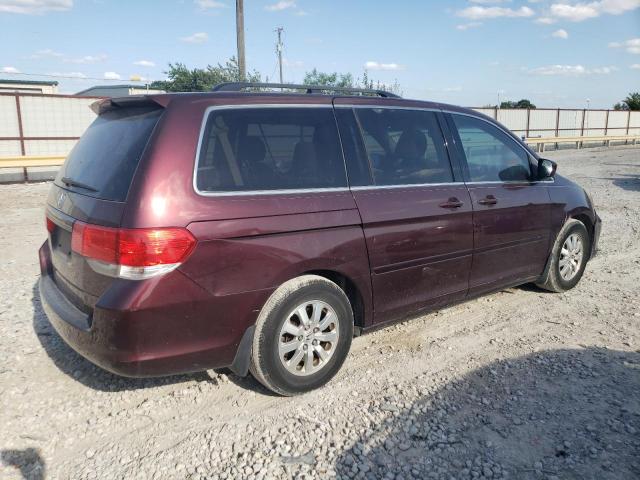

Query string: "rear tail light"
[[46, 216, 56, 233], [71, 221, 196, 280]]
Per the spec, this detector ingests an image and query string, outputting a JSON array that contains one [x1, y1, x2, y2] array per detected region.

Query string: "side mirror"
[[537, 158, 557, 180]]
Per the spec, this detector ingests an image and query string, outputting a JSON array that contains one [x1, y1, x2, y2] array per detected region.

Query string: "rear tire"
[[536, 219, 590, 293], [250, 275, 353, 396]]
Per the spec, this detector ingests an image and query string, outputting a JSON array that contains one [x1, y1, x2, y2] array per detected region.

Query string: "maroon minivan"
[[39, 83, 601, 395]]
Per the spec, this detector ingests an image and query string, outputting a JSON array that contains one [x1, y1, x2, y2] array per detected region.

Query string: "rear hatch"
[[45, 99, 164, 311]]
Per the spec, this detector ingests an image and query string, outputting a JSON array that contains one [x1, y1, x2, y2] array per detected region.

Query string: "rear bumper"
[[38, 241, 268, 378]]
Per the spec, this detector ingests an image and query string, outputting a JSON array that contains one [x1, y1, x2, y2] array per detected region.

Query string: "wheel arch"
[[570, 212, 595, 255], [303, 269, 367, 333]]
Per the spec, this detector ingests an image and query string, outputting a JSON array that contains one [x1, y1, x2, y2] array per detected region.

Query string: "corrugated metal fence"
[[473, 107, 640, 139], [1, 93, 639, 160], [0, 92, 100, 157]]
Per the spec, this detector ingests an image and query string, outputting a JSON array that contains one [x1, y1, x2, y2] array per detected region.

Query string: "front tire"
[[250, 275, 353, 396], [536, 219, 590, 293]]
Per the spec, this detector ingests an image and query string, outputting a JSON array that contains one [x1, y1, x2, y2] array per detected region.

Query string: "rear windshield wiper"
[[61, 176, 98, 193]]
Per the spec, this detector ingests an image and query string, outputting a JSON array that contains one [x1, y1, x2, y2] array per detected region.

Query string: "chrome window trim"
[[351, 182, 464, 191], [334, 104, 440, 113], [193, 103, 555, 197], [350, 178, 554, 191], [192, 103, 347, 197], [465, 178, 555, 186]]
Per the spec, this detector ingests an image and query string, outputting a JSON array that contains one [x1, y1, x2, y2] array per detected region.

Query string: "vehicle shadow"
[[335, 347, 640, 479], [31, 281, 211, 392], [1, 448, 45, 480], [599, 174, 640, 192], [212, 368, 279, 396]]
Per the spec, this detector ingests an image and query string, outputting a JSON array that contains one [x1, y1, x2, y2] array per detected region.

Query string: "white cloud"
[[134, 60, 155, 67], [549, 3, 599, 21], [29, 48, 64, 59], [27, 49, 106, 64], [265, 0, 296, 11], [549, 0, 640, 22], [49, 71, 86, 78], [535, 16, 557, 23], [598, 0, 640, 14], [456, 5, 535, 19], [609, 37, 640, 54], [194, 0, 225, 8], [282, 58, 304, 68], [469, 0, 512, 3], [0, 0, 72, 14], [631, 64, 640, 69], [528, 64, 617, 75], [456, 21, 483, 30], [180, 32, 208, 43], [65, 54, 107, 64], [103, 71, 121, 80], [364, 61, 404, 71], [2, 66, 20, 73], [552, 28, 569, 38]]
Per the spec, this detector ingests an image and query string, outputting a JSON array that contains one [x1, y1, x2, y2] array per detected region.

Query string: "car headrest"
[[238, 136, 266, 164], [395, 129, 427, 159]]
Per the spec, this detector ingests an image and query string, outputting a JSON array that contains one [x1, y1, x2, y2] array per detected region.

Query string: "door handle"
[[478, 195, 497, 206], [439, 197, 464, 209]]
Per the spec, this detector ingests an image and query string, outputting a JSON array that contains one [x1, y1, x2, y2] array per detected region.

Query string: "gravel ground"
[[1, 146, 639, 480]]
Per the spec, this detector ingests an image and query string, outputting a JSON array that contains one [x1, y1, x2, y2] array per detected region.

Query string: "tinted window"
[[55, 107, 162, 202], [334, 108, 372, 186], [196, 108, 347, 192], [452, 114, 532, 182], [355, 108, 453, 186]]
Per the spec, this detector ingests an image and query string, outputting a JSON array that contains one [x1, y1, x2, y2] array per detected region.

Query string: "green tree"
[[302, 68, 355, 87], [151, 57, 260, 92], [614, 92, 640, 111], [500, 99, 536, 109], [302, 69, 402, 96]]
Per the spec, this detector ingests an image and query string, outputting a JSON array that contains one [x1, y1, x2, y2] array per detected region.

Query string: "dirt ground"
[[1, 146, 639, 480]]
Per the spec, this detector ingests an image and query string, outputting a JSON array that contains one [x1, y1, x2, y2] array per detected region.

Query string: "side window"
[[196, 107, 347, 193], [451, 114, 532, 183], [355, 108, 454, 186], [334, 108, 373, 186]]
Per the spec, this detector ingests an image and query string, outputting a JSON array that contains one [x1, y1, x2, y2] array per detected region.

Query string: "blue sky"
[[0, 0, 638, 107]]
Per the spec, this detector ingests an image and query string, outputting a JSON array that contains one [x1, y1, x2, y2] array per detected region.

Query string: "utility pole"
[[236, 0, 246, 81], [275, 27, 284, 83]]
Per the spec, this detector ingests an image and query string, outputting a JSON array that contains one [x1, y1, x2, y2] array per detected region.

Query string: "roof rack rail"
[[211, 82, 401, 98]]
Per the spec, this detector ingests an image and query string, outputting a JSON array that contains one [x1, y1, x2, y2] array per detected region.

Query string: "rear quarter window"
[[55, 106, 162, 202], [195, 107, 347, 193]]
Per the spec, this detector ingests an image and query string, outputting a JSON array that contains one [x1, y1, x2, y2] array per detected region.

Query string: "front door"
[[335, 106, 474, 324], [446, 113, 551, 295]]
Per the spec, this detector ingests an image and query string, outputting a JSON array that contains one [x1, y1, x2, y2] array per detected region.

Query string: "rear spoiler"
[[90, 95, 169, 115]]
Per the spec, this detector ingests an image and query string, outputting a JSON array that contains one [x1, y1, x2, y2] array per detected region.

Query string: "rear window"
[[55, 106, 162, 202], [195, 107, 347, 193]]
